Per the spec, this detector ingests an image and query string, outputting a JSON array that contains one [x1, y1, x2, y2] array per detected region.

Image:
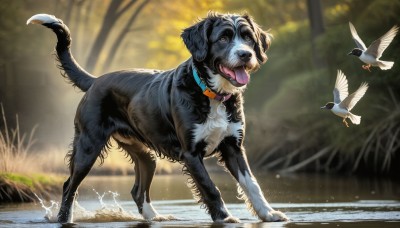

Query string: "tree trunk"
[[307, 0, 325, 68], [84, 0, 138, 73]]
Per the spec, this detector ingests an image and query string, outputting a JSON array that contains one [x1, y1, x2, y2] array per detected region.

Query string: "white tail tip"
[[26, 14, 59, 25], [348, 113, 361, 125], [378, 60, 394, 70]]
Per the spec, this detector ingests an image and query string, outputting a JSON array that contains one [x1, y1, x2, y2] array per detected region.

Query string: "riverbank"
[[0, 173, 63, 203], [2, 173, 399, 227]]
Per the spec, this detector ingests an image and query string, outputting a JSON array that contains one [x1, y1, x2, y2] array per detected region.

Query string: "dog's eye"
[[219, 36, 229, 43], [243, 34, 253, 42]]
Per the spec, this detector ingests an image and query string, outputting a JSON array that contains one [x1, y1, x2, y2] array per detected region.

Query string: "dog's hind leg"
[[58, 129, 108, 224], [119, 141, 172, 221], [218, 137, 288, 222]]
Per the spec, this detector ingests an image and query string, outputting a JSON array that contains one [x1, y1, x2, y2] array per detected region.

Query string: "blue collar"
[[192, 68, 232, 102]]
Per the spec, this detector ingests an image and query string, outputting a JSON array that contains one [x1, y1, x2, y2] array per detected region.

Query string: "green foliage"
[[144, 0, 225, 69], [244, 0, 400, 175], [1, 173, 34, 188], [0, 172, 62, 203], [0, 172, 62, 187]]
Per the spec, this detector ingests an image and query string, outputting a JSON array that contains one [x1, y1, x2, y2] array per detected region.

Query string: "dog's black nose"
[[237, 50, 252, 62]]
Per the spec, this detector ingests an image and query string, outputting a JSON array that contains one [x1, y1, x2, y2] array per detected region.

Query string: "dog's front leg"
[[182, 152, 240, 223], [219, 138, 289, 222]]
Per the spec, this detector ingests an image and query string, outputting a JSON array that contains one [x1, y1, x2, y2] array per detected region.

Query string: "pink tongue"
[[220, 65, 249, 85], [234, 67, 249, 85]]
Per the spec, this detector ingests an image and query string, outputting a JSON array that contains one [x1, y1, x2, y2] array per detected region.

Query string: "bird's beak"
[[320, 106, 326, 109], [347, 51, 353, 55]]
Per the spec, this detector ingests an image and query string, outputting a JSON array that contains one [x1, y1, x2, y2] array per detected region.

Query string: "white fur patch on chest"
[[192, 100, 243, 156]]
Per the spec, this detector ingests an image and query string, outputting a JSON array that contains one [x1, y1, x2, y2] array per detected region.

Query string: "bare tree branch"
[[117, 0, 138, 17], [85, 0, 138, 73], [102, 0, 152, 72]]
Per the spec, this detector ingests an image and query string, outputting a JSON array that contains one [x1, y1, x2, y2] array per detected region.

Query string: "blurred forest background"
[[1, 0, 399, 176]]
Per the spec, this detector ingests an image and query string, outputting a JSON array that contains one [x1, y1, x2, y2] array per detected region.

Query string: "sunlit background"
[[1, 0, 399, 176]]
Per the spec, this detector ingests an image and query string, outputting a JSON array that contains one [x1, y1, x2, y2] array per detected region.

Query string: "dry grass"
[[0, 104, 38, 173], [353, 88, 400, 173], [0, 105, 64, 202]]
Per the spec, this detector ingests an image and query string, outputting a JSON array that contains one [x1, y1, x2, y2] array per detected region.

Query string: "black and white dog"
[[27, 12, 288, 224]]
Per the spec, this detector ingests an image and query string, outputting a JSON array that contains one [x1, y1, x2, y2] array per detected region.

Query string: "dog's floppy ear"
[[181, 17, 213, 62], [243, 15, 272, 64]]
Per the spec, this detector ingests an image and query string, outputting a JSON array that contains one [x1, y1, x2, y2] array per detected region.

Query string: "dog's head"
[[181, 12, 271, 94]]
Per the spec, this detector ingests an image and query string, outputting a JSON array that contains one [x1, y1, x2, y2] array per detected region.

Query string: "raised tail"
[[27, 14, 94, 92], [348, 112, 361, 125], [377, 60, 394, 70]]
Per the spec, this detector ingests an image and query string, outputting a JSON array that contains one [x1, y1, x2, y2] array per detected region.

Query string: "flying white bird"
[[348, 22, 398, 71], [321, 70, 368, 127]]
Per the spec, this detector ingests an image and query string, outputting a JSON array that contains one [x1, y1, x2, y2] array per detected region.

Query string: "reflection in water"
[[1, 173, 399, 227], [79, 172, 400, 204]]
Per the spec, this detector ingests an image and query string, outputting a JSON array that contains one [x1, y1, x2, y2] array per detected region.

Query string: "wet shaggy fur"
[[28, 12, 289, 224]]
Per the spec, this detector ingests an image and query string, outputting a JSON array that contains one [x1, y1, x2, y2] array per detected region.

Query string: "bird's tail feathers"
[[378, 60, 394, 70], [348, 113, 361, 125]]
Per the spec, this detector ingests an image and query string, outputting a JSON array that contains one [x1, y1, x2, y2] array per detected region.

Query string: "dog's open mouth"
[[219, 65, 250, 87]]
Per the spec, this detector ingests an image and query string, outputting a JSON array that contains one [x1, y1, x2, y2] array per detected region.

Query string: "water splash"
[[34, 193, 59, 221], [110, 190, 122, 209], [93, 188, 107, 208], [35, 190, 142, 223]]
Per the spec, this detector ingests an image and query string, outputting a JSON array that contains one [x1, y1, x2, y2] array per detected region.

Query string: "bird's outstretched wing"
[[365, 25, 399, 59], [333, 70, 349, 104], [349, 22, 367, 51], [339, 82, 368, 111]]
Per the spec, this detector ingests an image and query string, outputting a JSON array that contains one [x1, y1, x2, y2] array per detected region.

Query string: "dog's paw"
[[151, 214, 177, 221], [260, 210, 289, 222], [223, 216, 241, 223], [215, 216, 241, 223]]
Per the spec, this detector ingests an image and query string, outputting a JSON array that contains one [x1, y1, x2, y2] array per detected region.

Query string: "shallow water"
[[0, 172, 399, 227]]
